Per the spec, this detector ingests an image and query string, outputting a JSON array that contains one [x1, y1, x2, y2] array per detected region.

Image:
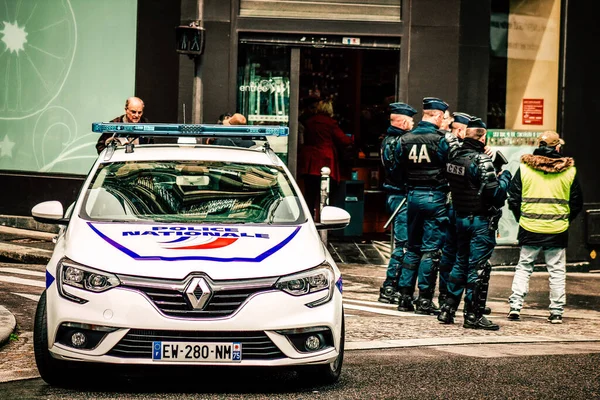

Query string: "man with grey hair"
[[96, 96, 150, 154]]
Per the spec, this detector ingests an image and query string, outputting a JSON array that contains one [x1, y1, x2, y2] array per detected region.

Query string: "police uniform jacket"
[[399, 121, 450, 190], [446, 138, 511, 216], [507, 146, 583, 248], [381, 125, 408, 194]]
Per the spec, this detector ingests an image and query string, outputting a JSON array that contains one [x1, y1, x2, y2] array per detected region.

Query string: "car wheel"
[[33, 290, 70, 386], [299, 313, 345, 385]]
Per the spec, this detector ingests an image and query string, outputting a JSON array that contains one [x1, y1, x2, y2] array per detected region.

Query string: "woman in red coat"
[[298, 99, 353, 219]]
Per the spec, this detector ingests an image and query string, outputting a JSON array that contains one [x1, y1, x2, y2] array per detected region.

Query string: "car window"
[[80, 160, 305, 224]]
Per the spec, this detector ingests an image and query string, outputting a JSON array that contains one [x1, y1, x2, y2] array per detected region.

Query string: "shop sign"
[[522, 98, 544, 125], [239, 80, 288, 94]]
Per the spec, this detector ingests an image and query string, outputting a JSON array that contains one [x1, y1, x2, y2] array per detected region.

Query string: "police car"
[[31, 123, 349, 386]]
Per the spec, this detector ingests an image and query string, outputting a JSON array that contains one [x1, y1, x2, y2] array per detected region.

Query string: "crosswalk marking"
[[12, 293, 41, 302], [0, 267, 45, 277], [0, 275, 45, 288], [343, 302, 431, 318]]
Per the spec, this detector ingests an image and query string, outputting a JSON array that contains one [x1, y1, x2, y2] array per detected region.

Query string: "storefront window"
[[488, 0, 562, 244], [237, 44, 290, 162]]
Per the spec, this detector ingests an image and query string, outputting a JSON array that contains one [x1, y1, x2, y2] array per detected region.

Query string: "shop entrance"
[[237, 36, 401, 235]]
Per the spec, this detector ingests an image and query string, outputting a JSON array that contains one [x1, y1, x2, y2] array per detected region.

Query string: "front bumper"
[[45, 282, 343, 367]]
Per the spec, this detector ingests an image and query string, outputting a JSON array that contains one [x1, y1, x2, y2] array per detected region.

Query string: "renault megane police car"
[[32, 123, 349, 386]]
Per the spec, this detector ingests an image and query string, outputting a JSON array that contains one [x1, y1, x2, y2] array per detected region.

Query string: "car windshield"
[[80, 160, 306, 224]]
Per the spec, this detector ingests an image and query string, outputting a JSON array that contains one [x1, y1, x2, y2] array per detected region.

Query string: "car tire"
[[33, 290, 70, 386], [299, 313, 345, 385]]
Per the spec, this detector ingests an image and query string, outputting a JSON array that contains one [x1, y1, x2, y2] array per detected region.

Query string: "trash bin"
[[330, 180, 364, 237]]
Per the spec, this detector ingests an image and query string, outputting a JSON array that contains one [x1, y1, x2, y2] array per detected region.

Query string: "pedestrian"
[[96, 96, 150, 154], [378, 102, 417, 304], [437, 112, 472, 306], [222, 113, 247, 125], [297, 98, 353, 219], [438, 117, 511, 330], [396, 97, 450, 314], [213, 113, 255, 147], [506, 131, 583, 324]]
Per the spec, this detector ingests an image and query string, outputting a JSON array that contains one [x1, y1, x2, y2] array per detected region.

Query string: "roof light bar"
[[92, 123, 288, 137]]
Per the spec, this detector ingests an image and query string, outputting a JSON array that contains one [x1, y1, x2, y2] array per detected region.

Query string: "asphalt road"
[[2, 256, 600, 399], [1, 345, 599, 399]]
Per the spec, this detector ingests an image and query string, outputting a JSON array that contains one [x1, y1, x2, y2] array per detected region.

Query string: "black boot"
[[463, 312, 499, 331], [397, 288, 414, 312], [437, 297, 457, 324], [378, 285, 400, 304], [438, 292, 447, 308], [414, 294, 440, 316]]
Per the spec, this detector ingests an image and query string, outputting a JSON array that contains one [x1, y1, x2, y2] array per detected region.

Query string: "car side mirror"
[[316, 206, 351, 230], [31, 201, 70, 225]]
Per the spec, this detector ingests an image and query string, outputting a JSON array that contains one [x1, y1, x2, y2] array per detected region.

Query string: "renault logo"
[[185, 277, 212, 310]]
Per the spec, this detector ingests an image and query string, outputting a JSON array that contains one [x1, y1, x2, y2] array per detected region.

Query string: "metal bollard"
[[319, 167, 331, 245]]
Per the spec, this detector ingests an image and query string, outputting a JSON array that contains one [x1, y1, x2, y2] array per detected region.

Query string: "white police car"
[[32, 123, 349, 386]]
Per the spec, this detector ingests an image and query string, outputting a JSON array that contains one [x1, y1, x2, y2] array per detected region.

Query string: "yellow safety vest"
[[519, 163, 576, 234]]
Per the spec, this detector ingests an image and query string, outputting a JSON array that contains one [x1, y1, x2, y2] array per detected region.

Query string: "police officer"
[[396, 97, 450, 314], [437, 112, 472, 307], [438, 117, 511, 330], [378, 102, 417, 304]]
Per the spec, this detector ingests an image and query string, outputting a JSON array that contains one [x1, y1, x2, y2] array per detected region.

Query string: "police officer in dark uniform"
[[438, 112, 472, 306], [378, 102, 417, 304], [438, 117, 511, 330], [396, 97, 450, 314]]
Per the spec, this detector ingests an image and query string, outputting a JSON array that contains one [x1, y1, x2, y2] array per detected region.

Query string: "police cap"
[[451, 112, 472, 126], [422, 97, 449, 112], [389, 102, 417, 117], [467, 117, 487, 129]]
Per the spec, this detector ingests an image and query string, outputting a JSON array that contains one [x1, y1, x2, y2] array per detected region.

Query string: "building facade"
[[0, 0, 597, 267]]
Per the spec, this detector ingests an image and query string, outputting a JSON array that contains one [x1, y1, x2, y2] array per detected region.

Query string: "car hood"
[[63, 219, 327, 280]]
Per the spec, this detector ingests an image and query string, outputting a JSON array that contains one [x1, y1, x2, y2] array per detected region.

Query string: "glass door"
[[237, 44, 293, 165]]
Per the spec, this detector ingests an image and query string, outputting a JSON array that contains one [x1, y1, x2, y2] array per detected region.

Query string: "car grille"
[[118, 274, 278, 319], [130, 285, 268, 318], [107, 329, 284, 360]]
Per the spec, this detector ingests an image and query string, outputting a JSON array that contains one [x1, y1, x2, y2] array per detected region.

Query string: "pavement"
[[1, 223, 600, 352]]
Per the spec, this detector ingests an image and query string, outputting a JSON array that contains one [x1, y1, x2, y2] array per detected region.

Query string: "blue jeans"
[[447, 215, 495, 304], [383, 194, 408, 287], [509, 246, 566, 315], [399, 189, 448, 296], [439, 205, 456, 297]]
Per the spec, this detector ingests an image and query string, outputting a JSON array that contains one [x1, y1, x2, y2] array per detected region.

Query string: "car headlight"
[[275, 262, 335, 308], [57, 258, 120, 303]]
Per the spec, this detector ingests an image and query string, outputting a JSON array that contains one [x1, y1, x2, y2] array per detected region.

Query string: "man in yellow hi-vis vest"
[[507, 131, 583, 324]]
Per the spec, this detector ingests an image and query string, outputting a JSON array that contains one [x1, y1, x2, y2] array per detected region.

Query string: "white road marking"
[[0, 267, 45, 277], [12, 293, 41, 302], [343, 302, 431, 318], [0, 276, 45, 288], [344, 298, 397, 308]]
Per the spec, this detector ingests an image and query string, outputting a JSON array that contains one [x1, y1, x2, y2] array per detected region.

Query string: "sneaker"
[[507, 308, 521, 321], [548, 314, 563, 324]]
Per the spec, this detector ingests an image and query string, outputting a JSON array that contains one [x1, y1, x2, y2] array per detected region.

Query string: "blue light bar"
[[92, 123, 288, 137]]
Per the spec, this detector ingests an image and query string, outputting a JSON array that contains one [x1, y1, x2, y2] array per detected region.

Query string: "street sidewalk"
[[1, 225, 600, 351]]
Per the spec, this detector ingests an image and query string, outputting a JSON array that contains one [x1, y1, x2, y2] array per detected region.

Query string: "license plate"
[[152, 341, 242, 362]]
